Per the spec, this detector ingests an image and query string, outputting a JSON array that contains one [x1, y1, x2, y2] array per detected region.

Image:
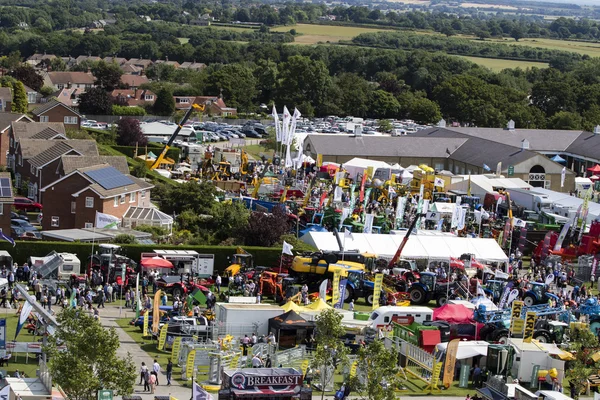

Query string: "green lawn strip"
[[1, 308, 48, 378]]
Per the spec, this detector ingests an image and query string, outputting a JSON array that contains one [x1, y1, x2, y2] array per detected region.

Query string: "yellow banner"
[[300, 360, 309, 377], [428, 361, 444, 391], [366, 166, 374, 179], [143, 310, 149, 337], [372, 273, 384, 311], [152, 290, 162, 334], [523, 312, 537, 343], [443, 339, 460, 388], [511, 319, 524, 335], [171, 336, 182, 361], [509, 301, 523, 333], [316, 154, 323, 167], [349, 361, 358, 378], [332, 270, 341, 307], [158, 323, 169, 351], [186, 349, 196, 380]]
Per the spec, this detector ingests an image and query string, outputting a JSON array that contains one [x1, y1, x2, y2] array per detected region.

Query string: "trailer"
[[30, 252, 83, 281], [215, 303, 284, 337], [506, 188, 551, 212], [152, 250, 214, 276]]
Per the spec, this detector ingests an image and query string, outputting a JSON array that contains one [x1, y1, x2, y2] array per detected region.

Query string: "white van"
[[368, 306, 433, 328], [535, 391, 574, 400]]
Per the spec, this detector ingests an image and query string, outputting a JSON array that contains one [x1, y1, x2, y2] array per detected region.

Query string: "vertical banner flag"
[[498, 281, 514, 309], [510, 301, 524, 335], [143, 310, 149, 337], [0, 319, 5, 349], [359, 170, 368, 202], [553, 221, 571, 251], [285, 108, 301, 168], [135, 273, 141, 319], [340, 207, 351, 230], [395, 196, 407, 229], [319, 279, 328, 301], [362, 188, 372, 216], [496, 162, 502, 176], [416, 198, 424, 230], [541, 231, 552, 260], [186, 349, 197, 380], [502, 220, 511, 247], [158, 323, 169, 351], [171, 336, 182, 361], [272, 105, 281, 143], [335, 279, 347, 309], [152, 290, 162, 334], [193, 382, 214, 400], [15, 300, 33, 339], [316, 154, 323, 168], [372, 273, 384, 310], [349, 184, 357, 208], [281, 106, 291, 147], [333, 186, 343, 203], [434, 177, 445, 188], [592, 256, 599, 280], [363, 213, 374, 234], [561, 167, 566, 188], [443, 339, 460, 388], [332, 271, 341, 307], [419, 184, 424, 199], [523, 312, 537, 343], [518, 227, 528, 254]]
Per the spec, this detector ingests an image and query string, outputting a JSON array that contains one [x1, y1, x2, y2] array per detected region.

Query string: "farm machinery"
[[408, 271, 468, 307]]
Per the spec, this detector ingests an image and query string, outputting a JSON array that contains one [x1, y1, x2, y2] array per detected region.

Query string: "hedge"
[[112, 105, 146, 116], [111, 145, 180, 163], [0, 241, 284, 274]]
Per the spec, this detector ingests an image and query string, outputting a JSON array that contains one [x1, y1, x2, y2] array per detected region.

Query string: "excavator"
[[150, 103, 205, 170]]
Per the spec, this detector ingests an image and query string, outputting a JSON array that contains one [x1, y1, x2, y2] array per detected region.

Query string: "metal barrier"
[[402, 339, 442, 393]]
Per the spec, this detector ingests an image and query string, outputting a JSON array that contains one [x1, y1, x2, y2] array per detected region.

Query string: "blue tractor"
[[345, 270, 386, 306], [522, 282, 559, 307], [409, 271, 456, 307]]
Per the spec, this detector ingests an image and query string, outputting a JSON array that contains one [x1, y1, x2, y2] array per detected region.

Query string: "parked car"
[[13, 197, 42, 212], [11, 218, 34, 229], [11, 212, 28, 222]]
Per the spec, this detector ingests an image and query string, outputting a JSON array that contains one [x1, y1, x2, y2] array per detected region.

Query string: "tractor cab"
[[419, 272, 437, 291], [484, 280, 506, 302], [224, 253, 254, 277], [524, 282, 558, 306]]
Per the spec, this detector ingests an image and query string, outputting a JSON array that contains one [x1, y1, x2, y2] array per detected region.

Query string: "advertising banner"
[[523, 312, 537, 343], [372, 274, 384, 311], [158, 323, 169, 351], [443, 339, 460, 388], [332, 271, 341, 307]]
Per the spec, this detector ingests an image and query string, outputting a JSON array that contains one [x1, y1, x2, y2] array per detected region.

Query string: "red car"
[[13, 197, 42, 212]]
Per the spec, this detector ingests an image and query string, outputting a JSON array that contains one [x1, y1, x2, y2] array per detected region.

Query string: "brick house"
[[120, 74, 149, 90], [0, 113, 33, 167], [111, 89, 156, 107], [173, 95, 237, 116], [8, 122, 66, 164], [31, 100, 82, 129], [124, 59, 154, 70], [40, 164, 153, 230], [0, 172, 14, 237], [179, 62, 206, 72], [13, 139, 98, 202], [41, 71, 96, 92], [0, 88, 12, 112]]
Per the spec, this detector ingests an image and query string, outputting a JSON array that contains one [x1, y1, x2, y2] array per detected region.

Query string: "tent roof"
[[433, 304, 474, 324], [269, 310, 314, 329], [281, 301, 304, 313], [436, 340, 489, 359], [342, 157, 393, 180], [304, 298, 333, 311], [301, 232, 508, 263]]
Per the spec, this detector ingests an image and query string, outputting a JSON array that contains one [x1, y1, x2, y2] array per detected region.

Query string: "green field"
[[473, 36, 600, 58], [271, 23, 394, 44], [455, 55, 548, 71]]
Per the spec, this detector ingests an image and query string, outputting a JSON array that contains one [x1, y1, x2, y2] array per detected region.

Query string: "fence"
[[572, 255, 596, 285]]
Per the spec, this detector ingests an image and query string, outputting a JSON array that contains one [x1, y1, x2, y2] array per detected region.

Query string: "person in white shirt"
[[153, 360, 161, 385], [139, 362, 148, 384], [251, 354, 262, 368]]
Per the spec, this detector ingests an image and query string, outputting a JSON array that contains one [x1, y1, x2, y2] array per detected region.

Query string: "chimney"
[[437, 119, 446, 128], [67, 81, 72, 89], [594, 125, 600, 135], [521, 139, 529, 151], [507, 119, 515, 131]]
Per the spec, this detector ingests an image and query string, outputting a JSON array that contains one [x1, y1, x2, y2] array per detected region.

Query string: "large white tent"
[[341, 158, 395, 180], [301, 231, 508, 264]]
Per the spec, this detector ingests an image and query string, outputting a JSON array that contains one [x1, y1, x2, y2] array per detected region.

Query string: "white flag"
[[282, 241, 294, 256], [281, 106, 291, 145], [193, 382, 214, 400], [363, 213, 374, 234], [333, 186, 343, 203], [95, 211, 121, 229], [561, 167, 566, 188], [496, 162, 502, 176], [272, 104, 281, 143], [319, 279, 328, 300], [344, 226, 354, 240], [434, 177, 445, 188]]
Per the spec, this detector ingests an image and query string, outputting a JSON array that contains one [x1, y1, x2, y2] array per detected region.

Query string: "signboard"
[[508, 165, 514, 176], [372, 274, 383, 311], [171, 336, 182, 360], [511, 319, 524, 335], [229, 371, 302, 390], [185, 349, 196, 380], [510, 301, 524, 334], [335, 279, 347, 309], [530, 365, 540, 389], [443, 339, 460, 388], [142, 310, 149, 337], [523, 312, 537, 343], [0, 319, 5, 349], [195, 254, 215, 276], [331, 271, 341, 307], [97, 390, 113, 400], [528, 173, 545, 182], [373, 168, 391, 182], [459, 364, 470, 388], [158, 323, 169, 351]]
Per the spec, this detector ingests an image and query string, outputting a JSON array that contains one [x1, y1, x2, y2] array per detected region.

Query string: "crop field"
[[271, 23, 394, 44], [455, 55, 548, 71], [474, 36, 600, 58]]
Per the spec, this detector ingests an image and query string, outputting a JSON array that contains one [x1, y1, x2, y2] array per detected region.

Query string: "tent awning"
[[436, 341, 489, 359]]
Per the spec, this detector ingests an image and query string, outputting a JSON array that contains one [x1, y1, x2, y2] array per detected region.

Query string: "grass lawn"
[[243, 143, 272, 161], [271, 23, 394, 45], [455, 55, 548, 71], [472, 36, 600, 58]]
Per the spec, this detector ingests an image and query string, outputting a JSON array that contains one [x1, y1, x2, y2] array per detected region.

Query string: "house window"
[[84, 222, 93, 229], [85, 197, 94, 208], [85, 84, 91, 90], [0, 204, 3, 215], [57, 84, 64, 90], [39, 116, 49, 123], [9, 138, 13, 148], [18, 155, 22, 166], [120, 194, 126, 204], [51, 216, 59, 227], [71, 201, 76, 214], [141, 190, 146, 199], [15, 173, 20, 188], [178, 98, 189, 104], [144, 95, 154, 101], [27, 183, 35, 198], [130, 192, 136, 203], [27, 93, 36, 104], [64, 116, 78, 124], [114, 197, 118, 207]]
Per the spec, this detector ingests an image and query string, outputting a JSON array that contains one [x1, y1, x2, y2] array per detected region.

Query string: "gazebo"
[[268, 311, 315, 349], [122, 207, 173, 234]]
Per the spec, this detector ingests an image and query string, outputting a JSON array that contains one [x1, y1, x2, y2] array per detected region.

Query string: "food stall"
[[218, 368, 312, 400]]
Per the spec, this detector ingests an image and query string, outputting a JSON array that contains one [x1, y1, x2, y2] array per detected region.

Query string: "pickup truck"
[[169, 316, 210, 335]]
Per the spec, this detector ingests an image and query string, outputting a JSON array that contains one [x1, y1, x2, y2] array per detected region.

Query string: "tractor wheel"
[[436, 294, 448, 307], [172, 286, 184, 299], [523, 294, 535, 307], [410, 287, 427, 305], [492, 329, 510, 344], [324, 253, 338, 265], [344, 285, 354, 303], [478, 324, 496, 341], [534, 330, 552, 343], [366, 292, 374, 306]]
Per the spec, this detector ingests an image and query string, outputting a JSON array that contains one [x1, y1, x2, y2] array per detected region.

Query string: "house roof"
[[30, 127, 67, 140], [121, 64, 141, 74], [124, 59, 153, 68], [0, 87, 11, 99], [103, 56, 127, 65], [46, 71, 95, 85], [28, 54, 56, 61], [32, 100, 82, 118], [28, 140, 98, 168], [154, 60, 180, 68], [60, 155, 129, 175], [564, 132, 600, 161], [447, 136, 539, 168], [11, 122, 65, 142], [0, 113, 31, 132], [0, 172, 14, 201], [179, 62, 206, 70], [111, 89, 155, 106], [304, 134, 469, 158], [18, 139, 56, 158], [52, 88, 82, 107], [123, 206, 173, 223], [75, 55, 101, 64], [120, 74, 149, 87], [22, 85, 36, 94]]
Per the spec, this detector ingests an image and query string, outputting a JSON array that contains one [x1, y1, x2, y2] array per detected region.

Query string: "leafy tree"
[[312, 308, 350, 399], [409, 97, 441, 124], [92, 61, 123, 91], [11, 81, 28, 113], [78, 87, 113, 115], [205, 64, 258, 112], [378, 119, 393, 133], [131, 161, 148, 178], [369, 90, 400, 119], [49, 57, 67, 72], [566, 328, 599, 399], [243, 206, 290, 247], [116, 118, 147, 146], [210, 201, 250, 242], [510, 25, 527, 41], [548, 111, 582, 130], [334, 73, 372, 118], [162, 181, 217, 215], [9, 65, 43, 91], [350, 340, 399, 400], [113, 234, 136, 244], [45, 308, 136, 400], [153, 87, 175, 116], [40, 86, 55, 97]]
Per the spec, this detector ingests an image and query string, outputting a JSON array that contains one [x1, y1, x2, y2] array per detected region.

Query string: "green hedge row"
[[110, 145, 181, 163], [0, 241, 284, 273]]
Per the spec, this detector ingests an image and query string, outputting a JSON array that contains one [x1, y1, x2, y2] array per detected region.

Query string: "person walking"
[[0, 287, 7, 308], [148, 371, 156, 393], [166, 359, 173, 386], [152, 359, 161, 385], [216, 274, 222, 293], [139, 362, 148, 384]]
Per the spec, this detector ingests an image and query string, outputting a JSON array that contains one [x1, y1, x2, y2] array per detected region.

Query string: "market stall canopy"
[[433, 304, 474, 324], [436, 340, 489, 359], [301, 232, 508, 264], [304, 298, 333, 311], [588, 164, 600, 173], [269, 310, 314, 329], [342, 158, 394, 180], [281, 301, 304, 313], [140, 256, 173, 268], [551, 155, 566, 163], [470, 297, 499, 311]]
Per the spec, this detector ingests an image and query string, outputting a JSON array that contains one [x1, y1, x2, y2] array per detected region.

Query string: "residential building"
[[124, 59, 154, 70], [14, 139, 98, 201], [120, 74, 149, 89], [75, 55, 101, 65], [41, 71, 96, 92], [23, 85, 39, 105], [0, 88, 12, 112], [26, 53, 57, 67], [59, 155, 129, 175], [52, 88, 82, 108], [111, 89, 156, 107], [179, 62, 206, 72], [121, 64, 142, 75], [103, 56, 127, 66], [154, 59, 180, 69], [40, 164, 153, 230], [0, 113, 33, 167], [0, 172, 14, 237], [31, 100, 82, 129], [173, 95, 237, 116]]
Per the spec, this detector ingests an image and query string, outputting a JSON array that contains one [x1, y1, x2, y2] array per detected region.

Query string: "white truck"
[[30, 252, 82, 281], [507, 188, 551, 212], [215, 303, 284, 337], [148, 250, 214, 276]]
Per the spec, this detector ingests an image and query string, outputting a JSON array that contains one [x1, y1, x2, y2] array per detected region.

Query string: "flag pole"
[[342, 230, 346, 262], [89, 211, 97, 281]]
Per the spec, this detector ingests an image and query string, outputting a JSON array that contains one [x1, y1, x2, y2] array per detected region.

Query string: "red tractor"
[[156, 275, 212, 299]]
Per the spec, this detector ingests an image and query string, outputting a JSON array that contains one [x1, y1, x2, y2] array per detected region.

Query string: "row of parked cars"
[[191, 121, 268, 141], [11, 197, 43, 240]]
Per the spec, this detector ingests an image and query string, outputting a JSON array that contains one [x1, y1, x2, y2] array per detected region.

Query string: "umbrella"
[[588, 164, 600, 174], [551, 155, 566, 163], [470, 258, 485, 270], [140, 256, 174, 269], [450, 257, 465, 269]]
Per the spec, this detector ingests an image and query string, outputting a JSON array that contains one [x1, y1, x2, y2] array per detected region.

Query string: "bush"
[[112, 105, 147, 116]]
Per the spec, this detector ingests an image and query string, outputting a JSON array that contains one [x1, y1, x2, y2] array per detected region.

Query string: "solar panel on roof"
[[84, 166, 133, 190], [0, 178, 11, 198]]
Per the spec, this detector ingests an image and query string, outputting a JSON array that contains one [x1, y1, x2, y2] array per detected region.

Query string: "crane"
[[387, 213, 423, 268], [150, 103, 205, 170]]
